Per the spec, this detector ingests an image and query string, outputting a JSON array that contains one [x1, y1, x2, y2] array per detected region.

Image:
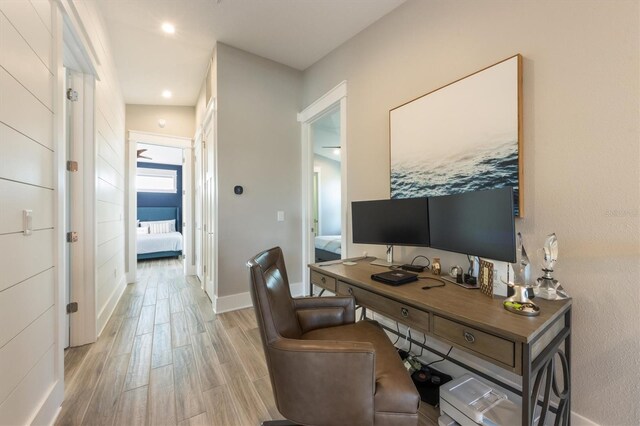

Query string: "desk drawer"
[[337, 281, 429, 332], [433, 316, 515, 367], [310, 271, 336, 292]]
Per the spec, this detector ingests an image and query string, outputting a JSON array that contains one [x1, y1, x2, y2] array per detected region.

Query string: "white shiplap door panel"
[[0, 68, 52, 149], [97, 199, 122, 223], [0, 267, 54, 349], [0, 229, 53, 292], [97, 219, 122, 246], [0, 306, 55, 403], [97, 255, 124, 305], [0, 0, 52, 72], [97, 131, 121, 172], [29, 0, 52, 35], [96, 111, 124, 163], [0, 123, 54, 188], [97, 156, 124, 191], [97, 178, 124, 206], [0, 180, 54, 234], [97, 234, 123, 268], [0, 344, 55, 425], [0, 12, 53, 109]]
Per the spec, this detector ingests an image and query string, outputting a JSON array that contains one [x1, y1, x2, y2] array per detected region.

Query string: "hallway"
[[56, 259, 281, 426]]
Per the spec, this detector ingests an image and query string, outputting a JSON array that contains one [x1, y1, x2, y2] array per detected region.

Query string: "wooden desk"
[[309, 258, 572, 426]]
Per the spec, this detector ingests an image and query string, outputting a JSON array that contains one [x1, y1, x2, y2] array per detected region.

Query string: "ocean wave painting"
[[390, 55, 522, 216]]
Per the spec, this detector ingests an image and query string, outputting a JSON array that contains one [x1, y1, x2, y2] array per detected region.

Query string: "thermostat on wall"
[[234, 185, 243, 195]]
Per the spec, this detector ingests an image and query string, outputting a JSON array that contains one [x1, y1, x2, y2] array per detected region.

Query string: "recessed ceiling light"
[[161, 22, 175, 34], [162, 90, 172, 99]]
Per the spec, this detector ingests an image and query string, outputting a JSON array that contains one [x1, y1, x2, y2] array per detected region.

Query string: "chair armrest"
[[293, 296, 356, 333], [268, 338, 375, 426]]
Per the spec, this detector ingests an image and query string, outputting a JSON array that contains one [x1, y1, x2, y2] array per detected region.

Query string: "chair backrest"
[[248, 247, 302, 344]]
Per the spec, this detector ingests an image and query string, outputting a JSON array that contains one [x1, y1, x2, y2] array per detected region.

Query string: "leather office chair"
[[248, 247, 420, 426]]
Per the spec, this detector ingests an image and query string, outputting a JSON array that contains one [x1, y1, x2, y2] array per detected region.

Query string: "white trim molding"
[[297, 81, 347, 123], [213, 292, 253, 314]]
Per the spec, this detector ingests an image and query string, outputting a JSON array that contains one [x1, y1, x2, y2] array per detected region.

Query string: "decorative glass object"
[[503, 233, 540, 316], [535, 233, 570, 300]]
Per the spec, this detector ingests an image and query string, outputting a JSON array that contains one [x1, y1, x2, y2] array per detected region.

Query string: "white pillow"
[[136, 226, 149, 235], [149, 221, 171, 234], [140, 219, 176, 233]]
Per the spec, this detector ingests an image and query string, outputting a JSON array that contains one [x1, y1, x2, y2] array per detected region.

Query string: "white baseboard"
[[213, 291, 253, 313], [97, 275, 126, 335], [213, 282, 304, 313], [571, 411, 599, 426], [32, 380, 63, 426], [290, 281, 305, 297], [126, 270, 136, 284]]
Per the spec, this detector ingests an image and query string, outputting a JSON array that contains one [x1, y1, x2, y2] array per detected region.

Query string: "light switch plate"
[[277, 211, 285, 222], [23, 209, 33, 236]]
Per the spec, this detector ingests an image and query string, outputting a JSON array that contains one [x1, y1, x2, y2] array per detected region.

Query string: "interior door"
[[203, 112, 216, 300], [194, 134, 204, 283]]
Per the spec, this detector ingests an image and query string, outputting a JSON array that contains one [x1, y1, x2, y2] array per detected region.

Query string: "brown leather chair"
[[248, 247, 420, 426]]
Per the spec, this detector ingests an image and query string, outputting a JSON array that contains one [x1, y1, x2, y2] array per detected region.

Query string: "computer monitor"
[[351, 198, 430, 247], [428, 187, 516, 262]]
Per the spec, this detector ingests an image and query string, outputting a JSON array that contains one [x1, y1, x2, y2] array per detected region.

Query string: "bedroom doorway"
[[298, 81, 348, 294], [126, 132, 193, 285]]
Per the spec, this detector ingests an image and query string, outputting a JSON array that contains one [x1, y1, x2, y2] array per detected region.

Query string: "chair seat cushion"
[[301, 319, 420, 416]]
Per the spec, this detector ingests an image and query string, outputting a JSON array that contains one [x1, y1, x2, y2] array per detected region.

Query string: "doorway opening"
[[126, 132, 193, 286], [311, 107, 343, 263], [298, 81, 348, 294]]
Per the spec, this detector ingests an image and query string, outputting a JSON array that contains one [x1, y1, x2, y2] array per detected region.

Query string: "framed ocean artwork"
[[390, 54, 523, 216]]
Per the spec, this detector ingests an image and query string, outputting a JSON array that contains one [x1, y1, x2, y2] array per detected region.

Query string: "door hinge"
[[204, 265, 207, 273], [66, 88, 78, 102], [67, 231, 78, 243], [67, 160, 79, 172], [66, 302, 78, 314]]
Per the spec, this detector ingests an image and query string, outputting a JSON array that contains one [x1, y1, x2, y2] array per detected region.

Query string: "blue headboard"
[[137, 207, 181, 233]]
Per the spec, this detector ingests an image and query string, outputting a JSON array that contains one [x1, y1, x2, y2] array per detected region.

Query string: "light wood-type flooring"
[[57, 258, 437, 426]]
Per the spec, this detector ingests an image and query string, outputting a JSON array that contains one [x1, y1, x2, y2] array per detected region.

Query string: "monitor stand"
[[370, 258, 395, 267], [370, 245, 396, 267]]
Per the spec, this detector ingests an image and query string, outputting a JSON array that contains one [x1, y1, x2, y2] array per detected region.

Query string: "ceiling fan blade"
[[138, 155, 152, 160]]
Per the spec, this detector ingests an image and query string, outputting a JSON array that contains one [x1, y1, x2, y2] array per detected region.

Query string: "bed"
[[315, 235, 342, 262], [137, 207, 183, 260]]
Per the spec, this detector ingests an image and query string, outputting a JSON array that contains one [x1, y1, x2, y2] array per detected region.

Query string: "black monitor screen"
[[428, 187, 516, 262], [352, 198, 430, 247]]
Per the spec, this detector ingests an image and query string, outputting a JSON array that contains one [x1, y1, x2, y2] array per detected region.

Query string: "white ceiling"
[[93, 0, 406, 106]]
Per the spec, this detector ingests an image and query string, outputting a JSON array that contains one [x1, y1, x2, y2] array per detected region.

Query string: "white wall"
[[216, 43, 303, 297], [126, 104, 195, 138], [313, 155, 341, 236], [0, 1, 61, 423], [302, 1, 639, 424], [71, 0, 126, 334]]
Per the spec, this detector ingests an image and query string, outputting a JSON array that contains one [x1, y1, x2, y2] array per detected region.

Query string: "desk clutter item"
[[439, 374, 540, 426], [503, 233, 540, 315], [431, 257, 441, 275], [397, 350, 452, 406], [503, 301, 540, 316], [371, 270, 418, 286], [478, 259, 494, 297], [535, 233, 570, 301]]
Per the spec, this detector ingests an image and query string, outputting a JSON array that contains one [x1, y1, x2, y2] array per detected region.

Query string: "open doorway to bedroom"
[[126, 131, 193, 286], [135, 143, 185, 266], [299, 81, 348, 294], [311, 108, 343, 263]]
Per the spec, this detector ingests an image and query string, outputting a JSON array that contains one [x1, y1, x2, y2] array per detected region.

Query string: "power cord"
[[410, 255, 431, 268], [426, 346, 453, 367]]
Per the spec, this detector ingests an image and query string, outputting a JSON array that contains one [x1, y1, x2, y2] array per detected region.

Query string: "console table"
[[308, 258, 572, 426]]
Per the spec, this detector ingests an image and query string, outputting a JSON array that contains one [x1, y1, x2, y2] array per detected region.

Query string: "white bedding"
[[137, 232, 183, 254], [315, 235, 341, 255]]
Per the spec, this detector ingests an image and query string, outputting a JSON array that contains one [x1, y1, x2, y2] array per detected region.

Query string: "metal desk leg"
[[523, 342, 532, 426]]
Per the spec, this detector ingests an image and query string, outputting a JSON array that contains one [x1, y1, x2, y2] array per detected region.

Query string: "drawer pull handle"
[[347, 287, 353, 295], [321, 276, 326, 283], [401, 308, 409, 318], [463, 331, 475, 343]]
